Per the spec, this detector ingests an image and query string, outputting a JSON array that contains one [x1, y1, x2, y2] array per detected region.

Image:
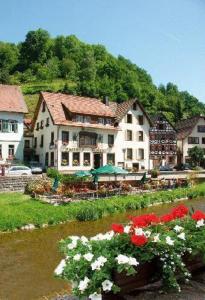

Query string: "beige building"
[[176, 115, 205, 164]]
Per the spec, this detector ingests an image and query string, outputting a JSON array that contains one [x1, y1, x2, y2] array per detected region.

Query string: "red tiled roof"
[[42, 92, 115, 119], [0, 85, 28, 113]]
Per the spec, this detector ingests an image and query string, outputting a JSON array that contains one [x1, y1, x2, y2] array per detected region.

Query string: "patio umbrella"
[[91, 164, 128, 175], [74, 170, 91, 177]]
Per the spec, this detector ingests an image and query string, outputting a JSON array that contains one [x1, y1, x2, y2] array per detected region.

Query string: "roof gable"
[[113, 99, 153, 125], [176, 115, 202, 139]]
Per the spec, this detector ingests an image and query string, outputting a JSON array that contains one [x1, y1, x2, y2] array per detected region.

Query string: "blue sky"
[[0, 0, 205, 102]]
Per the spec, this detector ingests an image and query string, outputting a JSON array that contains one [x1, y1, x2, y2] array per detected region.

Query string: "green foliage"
[[0, 28, 204, 120], [46, 167, 61, 179], [188, 146, 204, 167], [0, 183, 205, 231]]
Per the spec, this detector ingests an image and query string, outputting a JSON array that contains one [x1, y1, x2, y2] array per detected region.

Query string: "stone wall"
[[0, 176, 40, 192]]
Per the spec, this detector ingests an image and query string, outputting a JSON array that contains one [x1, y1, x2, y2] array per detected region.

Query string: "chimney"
[[103, 96, 109, 106]]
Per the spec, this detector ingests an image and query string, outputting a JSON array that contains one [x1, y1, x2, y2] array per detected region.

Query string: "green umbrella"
[[74, 170, 91, 177], [91, 164, 128, 175]]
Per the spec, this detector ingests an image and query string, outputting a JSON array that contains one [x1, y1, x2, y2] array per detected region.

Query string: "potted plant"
[[151, 168, 159, 178], [55, 205, 205, 299]]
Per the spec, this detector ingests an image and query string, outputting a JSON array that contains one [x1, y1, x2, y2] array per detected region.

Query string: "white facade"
[[33, 99, 150, 172], [113, 104, 150, 171], [33, 101, 117, 172], [177, 117, 205, 163], [0, 112, 24, 163]]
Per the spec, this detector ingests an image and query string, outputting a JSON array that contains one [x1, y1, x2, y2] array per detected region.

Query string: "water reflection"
[[0, 198, 205, 300]]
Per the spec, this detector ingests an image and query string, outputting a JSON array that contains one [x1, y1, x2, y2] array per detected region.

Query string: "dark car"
[[159, 165, 173, 172]]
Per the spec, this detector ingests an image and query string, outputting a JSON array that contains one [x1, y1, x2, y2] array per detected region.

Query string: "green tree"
[[188, 146, 204, 167], [19, 29, 51, 69]]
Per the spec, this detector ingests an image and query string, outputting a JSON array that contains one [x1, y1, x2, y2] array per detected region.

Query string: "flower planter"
[[102, 255, 205, 300]]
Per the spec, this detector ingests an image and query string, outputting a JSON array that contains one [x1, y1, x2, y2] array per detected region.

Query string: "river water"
[[1, 198, 205, 300]]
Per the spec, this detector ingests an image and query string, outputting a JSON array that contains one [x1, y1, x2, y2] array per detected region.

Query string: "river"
[[0, 198, 205, 300]]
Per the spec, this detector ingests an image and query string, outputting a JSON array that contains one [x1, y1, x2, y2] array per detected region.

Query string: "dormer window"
[[105, 118, 112, 125], [98, 117, 104, 124]]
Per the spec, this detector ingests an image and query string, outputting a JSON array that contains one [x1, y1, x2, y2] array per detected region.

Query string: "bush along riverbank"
[[55, 205, 205, 300], [1, 183, 205, 232]]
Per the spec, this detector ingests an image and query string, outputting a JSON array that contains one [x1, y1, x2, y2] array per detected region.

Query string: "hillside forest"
[[0, 28, 204, 121]]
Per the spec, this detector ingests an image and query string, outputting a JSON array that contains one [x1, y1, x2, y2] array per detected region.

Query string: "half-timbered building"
[[149, 113, 177, 168]]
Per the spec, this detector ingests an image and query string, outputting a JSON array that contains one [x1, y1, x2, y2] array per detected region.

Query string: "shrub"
[[47, 168, 61, 179], [151, 168, 159, 178], [25, 178, 52, 195]]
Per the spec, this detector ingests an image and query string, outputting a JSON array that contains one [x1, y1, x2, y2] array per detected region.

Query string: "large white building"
[[176, 115, 205, 164], [0, 85, 28, 164], [110, 99, 152, 171], [32, 92, 151, 172]]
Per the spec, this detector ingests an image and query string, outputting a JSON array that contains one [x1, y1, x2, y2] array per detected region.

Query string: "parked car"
[[7, 166, 32, 176], [29, 161, 43, 174], [159, 165, 173, 172], [174, 163, 191, 171]]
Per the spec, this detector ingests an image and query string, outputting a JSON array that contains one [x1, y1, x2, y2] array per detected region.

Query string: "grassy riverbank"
[[0, 183, 205, 232]]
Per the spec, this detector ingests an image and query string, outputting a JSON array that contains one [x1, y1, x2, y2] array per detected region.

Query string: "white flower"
[[67, 240, 77, 250], [178, 232, 186, 240], [91, 256, 107, 270], [73, 254, 81, 261], [70, 236, 80, 242], [196, 219, 204, 228], [81, 236, 88, 244], [89, 292, 102, 300], [78, 276, 90, 292], [124, 225, 131, 234], [98, 256, 107, 264], [91, 231, 114, 241], [153, 233, 160, 243], [165, 236, 174, 246], [144, 230, 151, 238], [102, 279, 113, 291], [174, 225, 184, 232], [128, 257, 139, 266], [54, 259, 66, 275], [83, 253, 94, 261], [116, 254, 129, 264], [104, 231, 114, 240], [135, 228, 144, 235]]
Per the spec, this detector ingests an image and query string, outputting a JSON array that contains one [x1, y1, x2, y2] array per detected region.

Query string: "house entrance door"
[[94, 153, 103, 169]]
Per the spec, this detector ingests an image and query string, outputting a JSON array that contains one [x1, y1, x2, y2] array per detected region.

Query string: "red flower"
[[130, 213, 159, 228], [172, 205, 189, 219], [192, 210, 205, 221], [131, 234, 148, 247], [160, 213, 174, 223], [112, 223, 124, 234]]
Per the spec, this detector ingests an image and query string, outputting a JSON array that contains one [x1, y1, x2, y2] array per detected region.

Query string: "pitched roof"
[[32, 92, 117, 131], [0, 84, 28, 113], [150, 113, 177, 132], [176, 115, 202, 139], [113, 99, 153, 125], [42, 92, 115, 119]]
